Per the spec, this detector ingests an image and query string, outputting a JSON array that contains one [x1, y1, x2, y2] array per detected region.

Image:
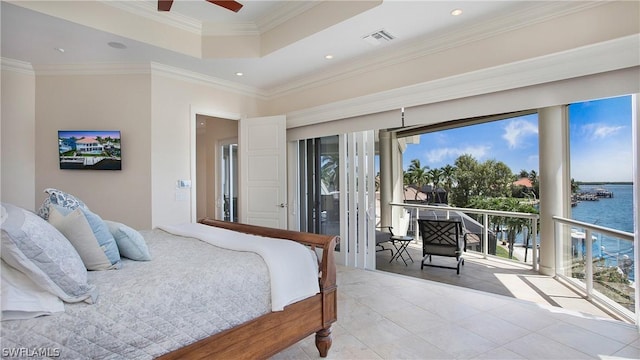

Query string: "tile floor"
[[375, 243, 621, 320], [273, 248, 640, 359]]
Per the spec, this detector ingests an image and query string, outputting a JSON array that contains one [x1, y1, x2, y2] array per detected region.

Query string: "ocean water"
[[571, 184, 635, 280]]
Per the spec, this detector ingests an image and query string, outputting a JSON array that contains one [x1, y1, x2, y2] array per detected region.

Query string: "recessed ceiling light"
[[451, 9, 463, 16], [325, 55, 334, 60], [107, 41, 127, 49], [54, 47, 65, 53], [235, 72, 244, 76]]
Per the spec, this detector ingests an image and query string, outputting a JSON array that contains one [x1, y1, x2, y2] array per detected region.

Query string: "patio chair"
[[375, 228, 393, 256], [417, 219, 466, 274]]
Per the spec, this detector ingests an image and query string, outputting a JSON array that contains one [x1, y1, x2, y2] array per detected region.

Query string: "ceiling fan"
[[158, 0, 243, 13]]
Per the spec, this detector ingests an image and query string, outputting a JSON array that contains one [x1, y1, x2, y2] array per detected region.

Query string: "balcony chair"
[[417, 219, 466, 274]]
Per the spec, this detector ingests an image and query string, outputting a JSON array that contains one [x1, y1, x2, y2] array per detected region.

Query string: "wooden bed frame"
[[157, 219, 338, 360]]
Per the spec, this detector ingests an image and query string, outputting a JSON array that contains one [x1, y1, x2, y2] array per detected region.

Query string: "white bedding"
[[159, 223, 320, 311]]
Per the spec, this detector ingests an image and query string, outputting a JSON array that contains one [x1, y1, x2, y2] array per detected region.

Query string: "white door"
[[239, 115, 287, 229]]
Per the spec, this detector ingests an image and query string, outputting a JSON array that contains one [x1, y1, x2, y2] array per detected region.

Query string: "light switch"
[[177, 180, 192, 189]]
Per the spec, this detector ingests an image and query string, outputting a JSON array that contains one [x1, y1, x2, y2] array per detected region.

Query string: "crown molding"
[[150, 62, 265, 99], [1, 58, 35, 75], [3, 59, 266, 99], [32, 63, 152, 76], [102, 0, 319, 37], [254, 1, 321, 33], [101, 0, 203, 34], [285, 34, 640, 128], [266, 1, 605, 98]]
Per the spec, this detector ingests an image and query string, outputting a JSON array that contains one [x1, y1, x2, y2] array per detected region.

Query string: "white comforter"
[[159, 223, 320, 311]]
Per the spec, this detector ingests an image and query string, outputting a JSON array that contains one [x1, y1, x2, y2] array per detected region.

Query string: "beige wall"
[[1, 65, 36, 210], [1, 67, 260, 230], [150, 73, 262, 227], [34, 74, 152, 229]]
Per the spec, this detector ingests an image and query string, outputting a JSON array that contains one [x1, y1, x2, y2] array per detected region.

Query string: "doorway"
[[195, 114, 239, 221]]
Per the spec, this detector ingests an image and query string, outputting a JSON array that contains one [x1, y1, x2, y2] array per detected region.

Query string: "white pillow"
[[105, 220, 152, 261], [0, 202, 97, 303], [1, 259, 64, 321]]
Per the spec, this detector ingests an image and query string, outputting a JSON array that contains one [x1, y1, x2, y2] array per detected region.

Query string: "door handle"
[[278, 203, 288, 208]]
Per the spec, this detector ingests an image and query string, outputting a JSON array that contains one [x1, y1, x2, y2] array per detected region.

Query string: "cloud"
[[425, 145, 490, 163], [502, 119, 538, 149], [581, 123, 625, 139]]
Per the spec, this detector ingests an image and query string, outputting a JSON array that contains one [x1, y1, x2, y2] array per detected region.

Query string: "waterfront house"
[[75, 137, 104, 155], [2, 0, 639, 352]]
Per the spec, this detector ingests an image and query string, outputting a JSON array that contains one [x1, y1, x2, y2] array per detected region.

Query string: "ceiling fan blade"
[[207, 0, 243, 13], [158, 0, 174, 11]]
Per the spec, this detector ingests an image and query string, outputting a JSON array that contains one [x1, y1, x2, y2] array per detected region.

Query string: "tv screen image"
[[58, 130, 121, 170]]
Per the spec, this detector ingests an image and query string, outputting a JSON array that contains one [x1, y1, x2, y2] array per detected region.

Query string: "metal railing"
[[390, 202, 539, 270], [553, 216, 635, 322]]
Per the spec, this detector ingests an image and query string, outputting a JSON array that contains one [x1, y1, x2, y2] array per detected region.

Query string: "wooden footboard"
[[157, 219, 338, 360]]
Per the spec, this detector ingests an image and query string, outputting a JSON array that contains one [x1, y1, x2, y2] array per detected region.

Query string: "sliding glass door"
[[297, 136, 340, 236]]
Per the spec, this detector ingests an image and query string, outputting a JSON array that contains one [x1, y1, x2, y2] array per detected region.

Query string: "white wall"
[[1, 61, 36, 210]]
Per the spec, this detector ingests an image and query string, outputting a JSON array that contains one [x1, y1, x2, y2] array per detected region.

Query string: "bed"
[[1, 198, 337, 359]]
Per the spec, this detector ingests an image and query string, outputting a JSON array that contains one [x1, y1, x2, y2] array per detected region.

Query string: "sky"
[[402, 95, 633, 183]]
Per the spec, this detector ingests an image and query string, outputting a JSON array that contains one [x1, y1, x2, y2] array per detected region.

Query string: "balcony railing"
[[389, 202, 539, 270], [553, 216, 635, 322]]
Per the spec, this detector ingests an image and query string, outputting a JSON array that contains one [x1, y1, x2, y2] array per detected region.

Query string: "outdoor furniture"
[[389, 233, 414, 265], [376, 226, 414, 265], [375, 228, 394, 256], [417, 219, 466, 274]]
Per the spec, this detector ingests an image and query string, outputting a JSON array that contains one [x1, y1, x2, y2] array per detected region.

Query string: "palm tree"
[[427, 167, 444, 203], [440, 164, 455, 204], [406, 159, 429, 187], [518, 169, 530, 179], [320, 154, 339, 192]]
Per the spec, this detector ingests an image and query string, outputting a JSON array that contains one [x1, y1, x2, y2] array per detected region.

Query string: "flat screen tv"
[[58, 130, 121, 170]]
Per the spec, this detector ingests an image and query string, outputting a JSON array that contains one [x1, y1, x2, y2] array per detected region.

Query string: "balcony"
[[379, 203, 636, 324]]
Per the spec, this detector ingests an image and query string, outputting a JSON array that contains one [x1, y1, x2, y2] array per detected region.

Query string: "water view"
[[571, 183, 635, 281]]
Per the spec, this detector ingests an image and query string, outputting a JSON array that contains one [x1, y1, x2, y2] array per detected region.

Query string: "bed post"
[[317, 235, 338, 357]]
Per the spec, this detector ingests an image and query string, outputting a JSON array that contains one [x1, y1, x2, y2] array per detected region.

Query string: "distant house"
[[75, 137, 103, 154], [404, 185, 427, 202], [513, 177, 533, 188], [421, 185, 448, 204], [403, 185, 448, 204]]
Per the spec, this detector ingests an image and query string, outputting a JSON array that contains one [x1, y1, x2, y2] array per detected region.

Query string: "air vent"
[[362, 29, 395, 46]]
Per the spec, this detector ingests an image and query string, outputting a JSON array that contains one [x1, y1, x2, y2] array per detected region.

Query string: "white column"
[[538, 106, 570, 276], [379, 130, 392, 229]]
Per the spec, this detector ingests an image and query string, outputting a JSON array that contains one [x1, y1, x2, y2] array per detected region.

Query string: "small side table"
[[389, 235, 414, 266]]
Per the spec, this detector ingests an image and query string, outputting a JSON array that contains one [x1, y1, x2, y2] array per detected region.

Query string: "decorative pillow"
[[48, 205, 121, 270], [37, 188, 88, 220], [105, 220, 152, 261], [1, 259, 65, 321], [0, 203, 97, 303]]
